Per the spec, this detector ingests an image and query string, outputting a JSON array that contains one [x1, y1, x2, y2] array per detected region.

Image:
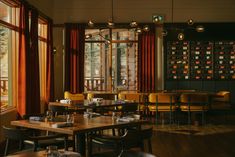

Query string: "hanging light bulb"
[[152, 15, 164, 23], [88, 20, 94, 27], [187, 19, 194, 25], [136, 27, 142, 34], [85, 34, 92, 39], [162, 30, 168, 36], [107, 20, 115, 28], [178, 33, 184, 40], [196, 25, 205, 32], [143, 25, 150, 32], [130, 21, 138, 28]]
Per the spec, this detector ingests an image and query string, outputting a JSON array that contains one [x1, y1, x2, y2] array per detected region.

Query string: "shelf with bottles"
[[214, 41, 235, 79], [166, 41, 190, 80], [190, 41, 214, 80]]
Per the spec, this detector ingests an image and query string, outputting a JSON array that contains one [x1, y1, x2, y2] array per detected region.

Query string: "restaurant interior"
[[1, 0, 235, 157]]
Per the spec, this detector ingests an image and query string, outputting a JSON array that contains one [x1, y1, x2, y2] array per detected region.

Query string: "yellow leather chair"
[[211, 91, 231, 110], [64, 91, 84, 101], [180, 93, 209, 125], [148, 93, 179, 124], [117, 92, 143, 114]]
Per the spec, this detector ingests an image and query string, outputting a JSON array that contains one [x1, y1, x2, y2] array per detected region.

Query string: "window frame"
[[84, 26, 138, 92]]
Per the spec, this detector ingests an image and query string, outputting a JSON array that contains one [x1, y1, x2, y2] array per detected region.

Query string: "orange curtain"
[[18, 3, 40, 116], [64, 23, 85, 93], [45, 19, 54, 104], [137, 24, 156, 92], [17, 2, 29, 116]]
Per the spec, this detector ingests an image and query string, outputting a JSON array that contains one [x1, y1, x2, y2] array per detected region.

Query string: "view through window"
[[85, 28, 138, 92], [0, 1, 19, 112]]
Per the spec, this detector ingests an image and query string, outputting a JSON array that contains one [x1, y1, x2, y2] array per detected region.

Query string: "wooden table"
[[11, 114, 146, 156], [6, 150, 81, 157], [49, 100, 138, 111]]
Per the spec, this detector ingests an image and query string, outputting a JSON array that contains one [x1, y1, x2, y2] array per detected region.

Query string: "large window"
[[0, 1, 19, 112], [0, 0, 49, 112], [38, 18, 48, 109], [85, 28, 138, 92]]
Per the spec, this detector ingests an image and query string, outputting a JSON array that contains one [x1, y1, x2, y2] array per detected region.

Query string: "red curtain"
[[45, 19, 54, 103], [18, 3, 40, 116], [137, 25, 156, 92], [64, 24, 85, 93]]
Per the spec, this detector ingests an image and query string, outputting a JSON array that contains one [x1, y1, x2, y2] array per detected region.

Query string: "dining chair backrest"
[[2, 126, 29, 156], [149, 93, 178, 104], [118, 93, 142, 102], [180, 93, 209, 104], [48, 105, 68, 116], [215, 91, 230, 102], [2, 126, 28, 140], [64, 91, 84, 101]]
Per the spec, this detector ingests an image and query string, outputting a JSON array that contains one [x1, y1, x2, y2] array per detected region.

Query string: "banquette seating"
[[148, 93, 179, 124], [211, 91, 231, 110], [180, 93, 209, 125]]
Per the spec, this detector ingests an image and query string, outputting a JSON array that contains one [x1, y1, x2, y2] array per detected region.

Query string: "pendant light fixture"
[[87, 0, 150, 33]]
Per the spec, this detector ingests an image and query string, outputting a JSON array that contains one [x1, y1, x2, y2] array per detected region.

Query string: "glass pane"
[[85, 28, 138, 92], [113, 42, 137, 91], [84, 42, 107, 91], [85, 29, 110, 41], [38, 21, 47, 38], [0, 26, 9, 109], [0, 1, 19, 26], [38, 41, 47, 99], [112, 28, 138, 41]]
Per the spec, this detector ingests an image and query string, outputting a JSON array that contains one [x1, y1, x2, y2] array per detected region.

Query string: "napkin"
[[60, 99, 71, 104], [92, 98, 103, 102], [117, 117, 135, 122], [51, 122, 73, 128], [29, 116, 43, 121], [59, 151, 81, 157]]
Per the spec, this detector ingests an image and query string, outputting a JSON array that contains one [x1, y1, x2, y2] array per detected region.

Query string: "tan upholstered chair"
[[117, 92, 143, 114], [211, 91, 231, 110], [64, 91, 84, 101], [148, 93, 179, 124], [180, 93, 209, 125]]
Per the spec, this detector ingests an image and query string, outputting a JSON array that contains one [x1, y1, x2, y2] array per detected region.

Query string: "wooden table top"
[[49, 100, 138, 109], [11, 114, 147, 135], [6, 150, 81, 157]]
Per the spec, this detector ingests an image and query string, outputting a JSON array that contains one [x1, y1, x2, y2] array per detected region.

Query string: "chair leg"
[[148, 139, 152, 153], [188, 110, 191, 125], [19, 140, 24, 150], [33, 141, 38, 152], [64, 136, 68, 151], [4, 139, 9, 156], [87, 134, 92, 157]]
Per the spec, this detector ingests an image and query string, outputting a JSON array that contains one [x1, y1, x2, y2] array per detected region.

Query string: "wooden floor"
[[150, 125, 235, 157]]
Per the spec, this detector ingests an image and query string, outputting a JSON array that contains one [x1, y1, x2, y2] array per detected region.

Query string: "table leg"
[[76, 133, 86, 156]]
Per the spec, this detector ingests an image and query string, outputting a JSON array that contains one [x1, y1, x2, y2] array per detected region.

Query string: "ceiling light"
[[143, 25, 150, 32], [152, 15, 164, 23], [107, 20, 115, 28], [178, 33, 184, 40], [162, 30, 168, 36], [136, 27, 142, 34], [130, 21, 138, 28], [88, 20, 94, 27], [196, 25, 205, 32], [85, 34, 92, 39], [187, 19, 194, 25]]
